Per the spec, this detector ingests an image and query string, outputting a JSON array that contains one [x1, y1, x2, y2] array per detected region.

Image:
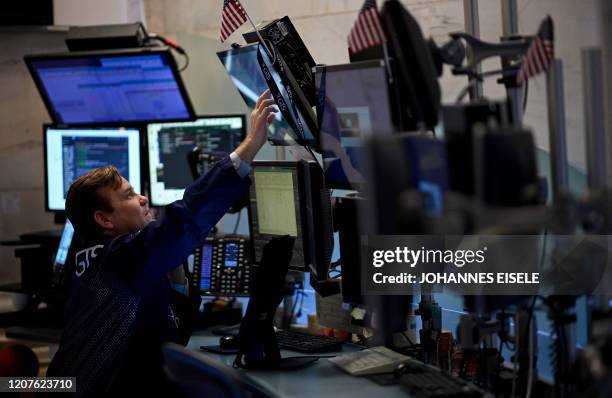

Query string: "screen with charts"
[[147, 115, 246, 206], [44, 127, 141, 211], [248, 162, 307, 271], [25, 49, 194, 125], [253, 170, 298, 236]]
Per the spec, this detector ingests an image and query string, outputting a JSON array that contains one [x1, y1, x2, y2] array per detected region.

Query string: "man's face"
[[95, 177, 153, 236]]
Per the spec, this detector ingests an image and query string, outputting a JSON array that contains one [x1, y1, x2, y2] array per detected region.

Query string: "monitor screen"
[[315, 61, 394, 190], [54, 220, 75, 267], [198, 242, 214, 291], [147, 115, 246, 206], [44, 126, 142, 211], [248, 162, 306, 271], [25, 48, 195, 125], [217, 44, 318, 149]]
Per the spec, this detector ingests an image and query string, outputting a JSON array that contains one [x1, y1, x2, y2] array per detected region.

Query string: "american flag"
[[517, 16, 554, 83], [348, 0, 387, 54], [220, 0, 248, 43]]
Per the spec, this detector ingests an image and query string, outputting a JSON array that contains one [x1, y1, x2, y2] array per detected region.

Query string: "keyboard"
[[329, 346, 410, 376], [398, 359, 483, 397], [275, 329, 346, 353]]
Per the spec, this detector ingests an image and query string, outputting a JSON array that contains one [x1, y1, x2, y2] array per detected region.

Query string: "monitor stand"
[[233, 236, 317, 370]]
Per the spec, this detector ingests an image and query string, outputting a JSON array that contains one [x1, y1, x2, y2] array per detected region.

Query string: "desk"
[[187, 331, 410, 398]]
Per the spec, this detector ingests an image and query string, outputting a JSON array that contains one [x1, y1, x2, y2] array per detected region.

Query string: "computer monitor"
[[44, 126, 142, 212], [363, 133, 449, 234], [147, 115, 246, 207], [315, 60, 395, 190], [54, 220, 75, 268], [248, 161, 306, 271], [217, 44, 319, 150], [335, 196, 364, 305], [380, 0, 441, 130], [25, 47, 195, 125], [247, 160, 334, 281]]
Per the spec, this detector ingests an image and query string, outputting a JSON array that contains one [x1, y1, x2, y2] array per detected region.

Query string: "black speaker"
[[243, 16, 317, 106], [65, 23, 148, 52]]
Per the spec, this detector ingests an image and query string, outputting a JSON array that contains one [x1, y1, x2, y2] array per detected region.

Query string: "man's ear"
[[94, 210, 114, 231]]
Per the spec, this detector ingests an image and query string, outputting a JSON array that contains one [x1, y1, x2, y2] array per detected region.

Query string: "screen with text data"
[[44, 127, 141, 211], [248, 162, 306, 271]]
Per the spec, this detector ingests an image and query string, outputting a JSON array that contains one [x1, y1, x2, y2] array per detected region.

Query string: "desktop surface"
[[187, 331, 410, 398]]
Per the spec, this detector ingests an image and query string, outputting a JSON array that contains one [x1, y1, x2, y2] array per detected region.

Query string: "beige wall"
[[0, 29, 69, 282], [53, 0, 145, 26], [144, 0, 602, 172]]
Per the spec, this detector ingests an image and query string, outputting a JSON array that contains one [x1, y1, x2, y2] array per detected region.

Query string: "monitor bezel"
[[247, 160, 308, 272], [314, 59, 394, 191], [43, 123, 144, 213], [216, 43, 320, 151], [146, 113, 248, 208], [25, 46, 196, 127]]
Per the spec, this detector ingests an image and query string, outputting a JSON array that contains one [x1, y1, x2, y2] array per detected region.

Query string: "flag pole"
[[382, 42, 393, 84], [236, 0, 273, 58]]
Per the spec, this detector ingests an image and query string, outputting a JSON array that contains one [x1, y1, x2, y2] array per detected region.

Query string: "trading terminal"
[[1, 1, 612, 397]]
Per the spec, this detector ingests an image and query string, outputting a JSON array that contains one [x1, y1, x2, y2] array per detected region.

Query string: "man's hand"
[[235, 89, 277, 163]]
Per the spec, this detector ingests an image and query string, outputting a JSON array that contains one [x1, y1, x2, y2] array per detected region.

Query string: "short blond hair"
[[65, 166, 123, 240]]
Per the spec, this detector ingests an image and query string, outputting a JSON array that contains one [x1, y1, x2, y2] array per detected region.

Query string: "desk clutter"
[[330, 347, 485, 397]]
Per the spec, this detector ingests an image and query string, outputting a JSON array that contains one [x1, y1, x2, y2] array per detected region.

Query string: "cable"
[[511, 229, 548, 398], [455, 68, 512, 103], [304, 145, 323, 171], [511, 312, 519, 398], [147, 33, 190, 72], [526, 316, 535, 398], [525, 295, 537, 398], [520, 231, 545, 398], [232, 211, 242, 234], [401, 331, 416, 347], [288, 286, 306, 321], [522, 230, 547, 349], [295, 289, 306, 318], [522, 78, 529, 112], [178, 51, 190, 72]]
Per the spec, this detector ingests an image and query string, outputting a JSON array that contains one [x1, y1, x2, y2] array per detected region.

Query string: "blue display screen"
[[45, 127, 141, 212], [224, 243, 239, 267], [29, 52, 192, 124], [217, 44, 317, 147], [199, 244, 213, 290], [315, 63, 393, 190]]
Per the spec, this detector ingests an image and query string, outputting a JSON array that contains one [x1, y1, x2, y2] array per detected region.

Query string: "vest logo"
[[168, 305, 180, 329], [75, 245, 104, 277]]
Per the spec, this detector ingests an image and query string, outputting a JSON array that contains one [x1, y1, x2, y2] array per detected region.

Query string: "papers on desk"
[[328, 346, 410, 376]]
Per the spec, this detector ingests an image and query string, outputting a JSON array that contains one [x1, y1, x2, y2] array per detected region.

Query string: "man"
[[47, 91, 277, 395]]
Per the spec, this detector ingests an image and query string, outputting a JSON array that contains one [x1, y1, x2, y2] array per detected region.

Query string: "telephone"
[[186, 236, 251, 296]]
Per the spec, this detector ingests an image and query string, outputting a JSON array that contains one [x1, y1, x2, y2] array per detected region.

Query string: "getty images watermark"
[[361, 235, 612, 295]]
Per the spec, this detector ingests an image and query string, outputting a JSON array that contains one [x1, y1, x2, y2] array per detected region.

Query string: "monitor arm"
[[448, 32, 531, 77]]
